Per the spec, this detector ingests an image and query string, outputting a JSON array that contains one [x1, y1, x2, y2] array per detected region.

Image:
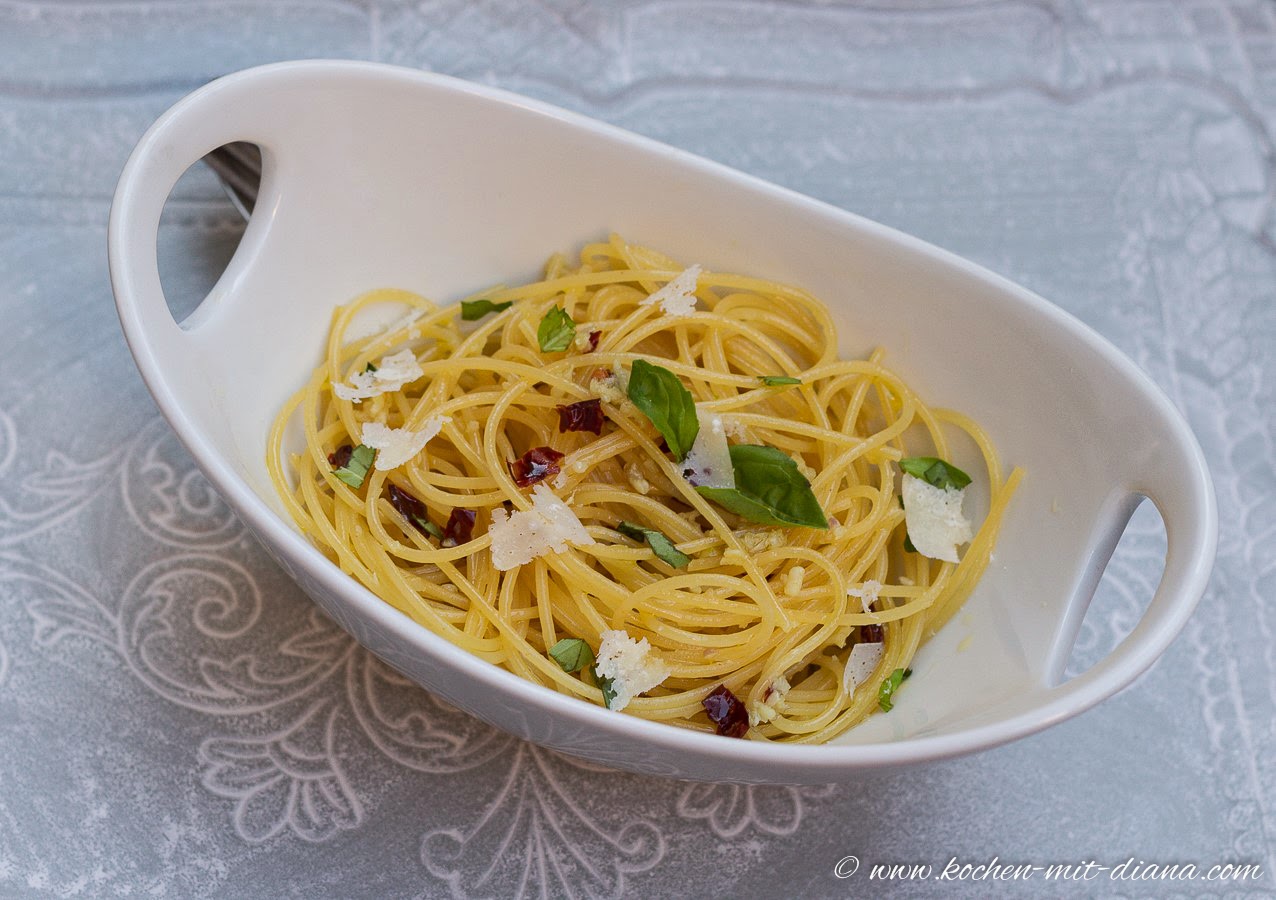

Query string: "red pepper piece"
[[509, 446, 565, 487], [555, 398, 605, 434], [703, 685, 749, 738], [386, 484, 432, 534], [442, 508, 476, 547], [328, 444, 354, 469]]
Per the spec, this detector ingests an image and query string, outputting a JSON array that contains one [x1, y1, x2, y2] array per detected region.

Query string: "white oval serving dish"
[[109, 61, 1216, 783]]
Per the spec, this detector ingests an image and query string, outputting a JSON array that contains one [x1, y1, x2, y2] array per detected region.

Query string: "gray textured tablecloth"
[[2, 2, 1273, 897]]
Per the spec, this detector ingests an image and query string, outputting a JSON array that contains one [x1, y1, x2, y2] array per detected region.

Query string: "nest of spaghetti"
[[270, 235, 1020, 743]]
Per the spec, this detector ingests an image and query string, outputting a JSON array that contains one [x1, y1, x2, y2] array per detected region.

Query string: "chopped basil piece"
[[696, 444, 828, 529], [758, 375, 801, 386], [626, 359, 699, 461], [537, 306, 576, 352], [900, 456, 972, 491], [333, 444, 375, 489], [549, 638, 595, 673], [616, 520, 691, 569], [364, 361, 377, 373], [878, 667, 912, 712], [461, 298, 513, 321], [594, 668, 618, 709], [903, 533, 917, 554], [417, 518, 444, 540]]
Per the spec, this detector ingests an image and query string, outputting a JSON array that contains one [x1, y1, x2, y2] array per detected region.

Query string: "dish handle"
[[1046, 398, 1217, 715], [109, 72, 276, 346]]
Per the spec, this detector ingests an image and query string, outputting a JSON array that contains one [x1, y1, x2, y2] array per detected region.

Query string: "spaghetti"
[[268, 235, 1021, 743]]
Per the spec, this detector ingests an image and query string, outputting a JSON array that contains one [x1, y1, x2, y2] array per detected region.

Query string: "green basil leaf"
[[616, 520, 691, 569], [696, 444, 828, 529], [626, 359, 699, 461], [878, 667, 910, 712], [594, 668, 618, 709], [758, 375, 801, 386], [900, 456, 972, 491], [549, 637, 595, 673], [333, 444, 375, 489], [903, 532, 917, 554], [461, 298, 513, 321], [414, 516, 444, 540], [364, 361, 377, 373], [537, 306, 576, 352]]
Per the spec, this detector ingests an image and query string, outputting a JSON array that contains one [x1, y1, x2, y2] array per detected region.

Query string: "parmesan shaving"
[[842, 642, 884, 696], [488, 484, 595, 571], [640, 265, 702, 317], [901, 474, 973, 563], [333, 349, 424, 402], [361, 416, 449, 471], [595, 629, 670, 711], [847, 579, 882, 615], [682, 406, 734, 489]]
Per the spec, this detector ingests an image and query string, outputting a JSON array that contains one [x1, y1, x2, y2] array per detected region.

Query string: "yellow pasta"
[[268, 235, 1021, 743]]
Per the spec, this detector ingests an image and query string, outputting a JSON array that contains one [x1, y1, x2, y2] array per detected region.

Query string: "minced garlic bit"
[[842, 642, 884, 696], [847, 579, 881, 615], [721, 416, 748, 440], [573, 328, 596, 351], [595, 629, 670, 711], [488, 484, 595, 571], [589, 369, 626, 405], [334, 349, 424, 402], [735, 529, 786, 554], [748, 675, 792, 727], [624, 462, 652, 495], [901, 473, 973, 563], [640, 265, 702, 317], [361, 416, 449, 471], [783, 566, 805, 597]]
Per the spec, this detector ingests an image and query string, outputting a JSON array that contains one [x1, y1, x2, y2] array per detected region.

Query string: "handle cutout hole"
[[155, 143, 260, 328], [1062, 497, 1168, 680]]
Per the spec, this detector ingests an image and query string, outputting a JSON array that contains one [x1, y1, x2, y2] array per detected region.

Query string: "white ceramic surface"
[[108, 60, 1216, 783]]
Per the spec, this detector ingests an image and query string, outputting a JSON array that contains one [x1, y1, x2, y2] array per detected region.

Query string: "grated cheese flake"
[[901, 473, 973, 563], [488, 484, 595, 571], [333, 349, 425, 402], [847, 579, 882, 615], [682, 406, 734, 489], [640, 265, 702, 317], [595, 629, 670, 711], [842, 642, 884, 696], [361, 416, 449, 471]]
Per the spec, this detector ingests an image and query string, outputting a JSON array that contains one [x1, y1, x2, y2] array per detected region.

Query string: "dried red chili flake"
[[441, 508, 476, 547], [386, 484, 432, 533], [555, 398, 605, 435], [509, 446, 565, 487], [385, 485, 426, 520], [590, 367, 612, 382], [328, 444, 354, 469], [585, 329, 601, 352], [702, 685, 749, 738]]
